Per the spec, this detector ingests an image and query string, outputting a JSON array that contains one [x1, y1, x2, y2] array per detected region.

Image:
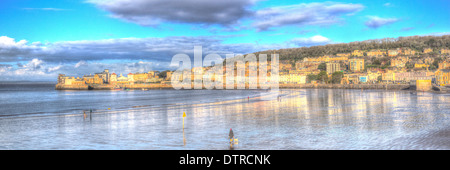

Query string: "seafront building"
[[367, 49, 386, 57], [385, 72, 434, 84], [435, 69, 450, 86], [326, 63, 341, 74], [302, 55, 348, 63], [439, 60, 450, 70], [352, 50, 364, 57], [57, 69, 171, 89], [279, 72, 306, 84], [414, 63, 429, 69], [349, 58, 365, 72]]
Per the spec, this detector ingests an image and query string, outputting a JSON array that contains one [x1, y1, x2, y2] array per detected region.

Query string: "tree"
[[429, 64, 437, 70], [433, 57, 443, 69], [291, 60, 296, 68], [426, 38, 436, 47], [373, 59, 381, 65], [377, 75, 382, 83], [331, 71, 343, 84], [158, 70, 171, 79], [318, 62, 327, 71], [307, 74, 317, 83], [317, 71, 328, 84], [405, 61, 414, 69]]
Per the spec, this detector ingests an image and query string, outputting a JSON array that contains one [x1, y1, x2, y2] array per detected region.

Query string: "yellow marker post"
[[183, 112, 186, 129]]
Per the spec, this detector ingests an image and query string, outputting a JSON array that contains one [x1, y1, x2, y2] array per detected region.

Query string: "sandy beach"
[[1, 82, 450, 150]]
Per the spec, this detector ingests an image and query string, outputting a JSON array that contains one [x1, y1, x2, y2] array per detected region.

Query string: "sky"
[[0, 0, 449, 81]]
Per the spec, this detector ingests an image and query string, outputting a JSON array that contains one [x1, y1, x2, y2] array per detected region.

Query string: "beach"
[[1, 82, 450, 149]]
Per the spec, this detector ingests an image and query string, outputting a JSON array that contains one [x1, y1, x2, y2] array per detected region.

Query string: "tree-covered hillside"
[[253, 35, 450, 61]]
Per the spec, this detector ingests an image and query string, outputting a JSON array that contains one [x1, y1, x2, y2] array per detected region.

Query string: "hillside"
[[253, 35, 450, 61]]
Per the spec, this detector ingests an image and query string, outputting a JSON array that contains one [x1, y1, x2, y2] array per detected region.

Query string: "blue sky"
[[0, 0, 449, 80]]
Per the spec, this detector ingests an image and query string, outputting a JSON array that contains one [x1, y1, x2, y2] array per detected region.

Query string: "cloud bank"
[[86, 0, 364, 31], [86, 0, 256, 26], [0, 34, 332, 80]]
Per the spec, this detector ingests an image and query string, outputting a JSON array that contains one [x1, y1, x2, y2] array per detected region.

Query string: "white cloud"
[[421, 32, 450, 36], [401, 27, 415, 32], [383, 3, 394, 7], [47, 65, 63, 72], [0, 36, 29, 48], [24, 58, 44, 70], [365, 16, 399, 29], [0, 36, 42, 62], [22, 8, 69, 11], [0, 64, 12, 73], [289, 35, 331, 47], [74, 60, 88, 68], [0, 58, 57, 81]]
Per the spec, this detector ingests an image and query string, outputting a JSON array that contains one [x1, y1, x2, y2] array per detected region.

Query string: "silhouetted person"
[[229, 128, 234, 143]]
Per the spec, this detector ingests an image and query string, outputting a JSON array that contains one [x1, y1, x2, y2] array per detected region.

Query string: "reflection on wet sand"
[[183, 129, 186, 146], [164, 89, 450, 149]]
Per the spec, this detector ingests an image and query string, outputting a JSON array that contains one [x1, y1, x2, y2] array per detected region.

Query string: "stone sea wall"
[[279, 83, 411, 90], [55, 84, 89, 90], [56, 83, 447, 92], [55, 84, 172, 90]]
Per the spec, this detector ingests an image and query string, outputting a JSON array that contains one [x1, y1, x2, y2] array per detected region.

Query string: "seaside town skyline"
[[56, 36, 450, 91], [1, 0, 450, 81]]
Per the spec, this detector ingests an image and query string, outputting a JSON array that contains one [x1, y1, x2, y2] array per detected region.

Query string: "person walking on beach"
[[229, 128, 234, 144], [83, 111, 86, 120], [90, 109, 92, 121]]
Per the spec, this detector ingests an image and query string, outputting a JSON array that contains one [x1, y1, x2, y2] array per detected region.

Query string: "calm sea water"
[[0, 82, 449, 149]]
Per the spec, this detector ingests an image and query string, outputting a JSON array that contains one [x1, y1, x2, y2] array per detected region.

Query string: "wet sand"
[[1, 88, 449, 150], [389, 125, 450, 149]]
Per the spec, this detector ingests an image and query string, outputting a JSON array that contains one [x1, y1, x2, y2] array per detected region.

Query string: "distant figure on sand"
[[229, 128, 234, 143]]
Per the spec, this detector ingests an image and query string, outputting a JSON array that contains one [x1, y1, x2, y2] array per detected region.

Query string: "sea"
[[0, 81, 450, 149]]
